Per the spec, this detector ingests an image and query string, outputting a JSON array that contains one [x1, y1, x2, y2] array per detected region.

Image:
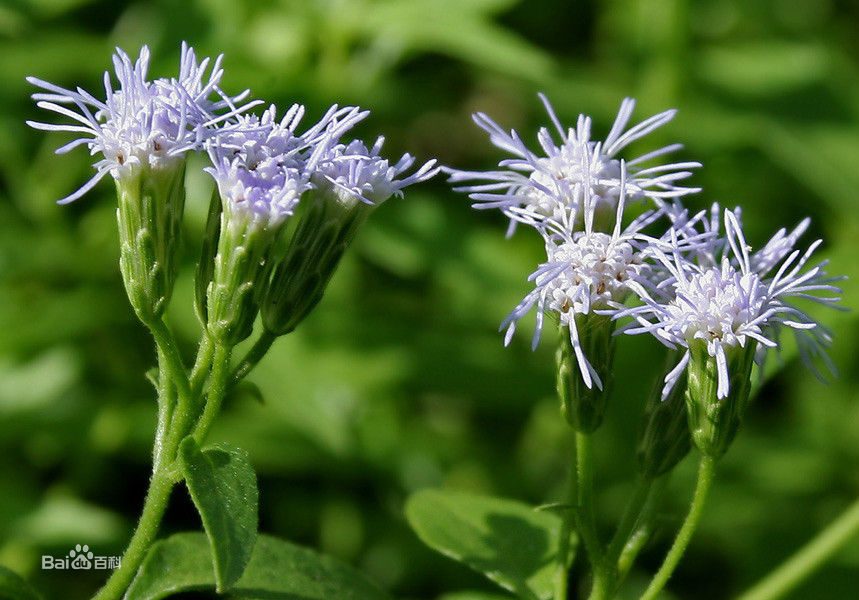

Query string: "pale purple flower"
[[616, 209, 843, 399], [314, 137, 440, 207], [205, 103, 369, 226], [500, 162, 707, 389], [27, 43, 259, 203], [448, 94, 700, 235]]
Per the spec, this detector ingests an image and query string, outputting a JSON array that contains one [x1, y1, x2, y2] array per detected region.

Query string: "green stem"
[[189, 334, 215, 400], [232, 330, 277, 385], [554, 436, 578, 600], [608, 476, 654, 567], [147, 319, 191, 403], [576, 432, 611, 600], [617, 477, 667, 585], [91, 469, 175, 600], [152, 347, 174, 466], [640, 455, 716, 600], [737, 497, 859, 600], [618, 522, 654, 582], [193, 343, 233, 443]]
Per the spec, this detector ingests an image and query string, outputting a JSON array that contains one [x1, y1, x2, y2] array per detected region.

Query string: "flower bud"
[[684, 339, 757, 458], [261, 191, 368, 336], [556, 314, 616, 432], [637, 354, 691, 478], [205, 205, 283, 346], [261, 136, 437, 336], [116, 163, 186, 322]]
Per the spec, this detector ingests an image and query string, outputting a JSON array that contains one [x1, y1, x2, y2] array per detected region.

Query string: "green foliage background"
[[0, 0, 858, 598]]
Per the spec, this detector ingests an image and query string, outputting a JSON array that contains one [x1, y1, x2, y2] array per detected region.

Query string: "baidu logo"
[[41, 544, 121, 570]]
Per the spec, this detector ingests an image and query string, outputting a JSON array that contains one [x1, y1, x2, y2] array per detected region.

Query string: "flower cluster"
[[450, 94, 843, 452], [28, 43, 438, 341], [27, 43, 258, 203]]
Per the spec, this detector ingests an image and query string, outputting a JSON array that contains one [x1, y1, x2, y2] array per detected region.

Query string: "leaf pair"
[[405, 489, 566, 600]]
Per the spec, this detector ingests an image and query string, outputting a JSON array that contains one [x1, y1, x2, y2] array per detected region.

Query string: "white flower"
[[618, 210, 843, 399], [205, 104, 369, 226], [27, 43, 259, 203], [448, 94, 700, 235], [500, 163, 696, 389], [313, 137, 439, 207]]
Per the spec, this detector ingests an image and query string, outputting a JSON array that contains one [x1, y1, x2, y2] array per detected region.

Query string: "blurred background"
[[1, 0, 858, 598]]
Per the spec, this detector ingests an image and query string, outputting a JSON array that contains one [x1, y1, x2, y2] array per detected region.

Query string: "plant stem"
[[737, 496, 859, 600], [94, 318, 195, 600], [147, 318, 191, 402], [152, 347, 174, 466], [554, 435, 578, 600], [640, 454, 716, 600], [189, 334, 215, 400], [616, 476, 667, 585], [91, 456, 176, 600], [193, 343, 232, 443], [575, 432, 611, 600], [608, 476, 654, 566], [232, 330, 277, 385]]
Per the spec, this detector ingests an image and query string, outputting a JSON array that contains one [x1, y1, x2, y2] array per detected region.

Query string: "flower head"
[[448, 94, 700, 235], [205, 103, 369, 227], [501, 163, 700, 389], [27, 43, 258, 203], [618, 209, 843, 399], [314, 137, 439, 207]]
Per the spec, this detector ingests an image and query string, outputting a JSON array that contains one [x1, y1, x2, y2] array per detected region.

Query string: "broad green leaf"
[[124, 532, 391, 600], [0, 566, 41, 600], [179, 438, 258, 591], [405, 489, 563, 600]]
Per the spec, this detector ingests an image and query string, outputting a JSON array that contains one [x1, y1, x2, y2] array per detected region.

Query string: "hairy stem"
[[608, 476, 654, 566], [91, 469, 175, 600], [193, 343, 233, 443], [738, 497, 859, 600], [189, 334, 215, 401], [640, 455, 716, 600]]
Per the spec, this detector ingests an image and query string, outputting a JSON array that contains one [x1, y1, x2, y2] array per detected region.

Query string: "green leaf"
[[0, 565, 41, 600], [179, 438, 258, 591], [405, 489, 563, 600], [124, 532, 391, 600]]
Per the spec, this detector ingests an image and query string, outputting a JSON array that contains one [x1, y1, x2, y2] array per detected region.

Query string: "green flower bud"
[[685, 340, 757, 459], [556, 314, 616, 433], [116, 163, 186, 323], [205, 204, 283, 347], [261, 191, 369, 336], [637, 353, 692, 479]]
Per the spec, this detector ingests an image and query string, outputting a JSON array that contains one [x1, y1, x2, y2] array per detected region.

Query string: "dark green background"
[[1, 0, 857, 598]]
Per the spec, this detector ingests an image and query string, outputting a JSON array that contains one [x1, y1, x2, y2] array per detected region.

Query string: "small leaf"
[[405, 489, 563, 600], [144, 367, 158, 390], [0, 565, 42, 600], [124, 532, 391, 600], [179, 438, 258, 591]]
